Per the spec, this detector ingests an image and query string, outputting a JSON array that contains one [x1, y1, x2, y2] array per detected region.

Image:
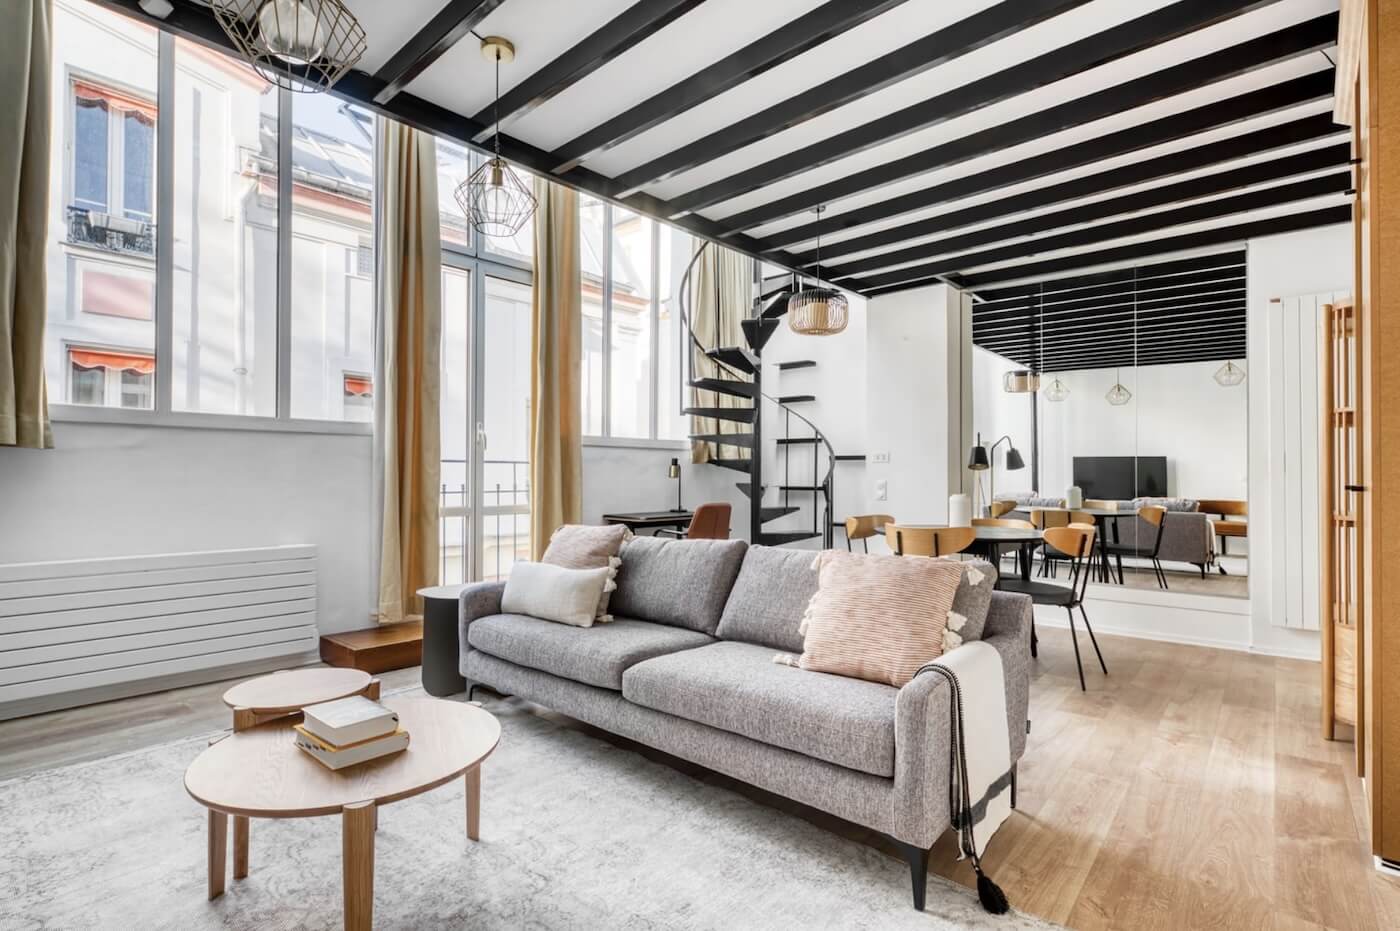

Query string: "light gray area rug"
[[0, 690, 1060, 930]]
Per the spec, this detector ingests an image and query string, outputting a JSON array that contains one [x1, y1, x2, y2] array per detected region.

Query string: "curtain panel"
[[688, 242, 754, 464], [0, 0, 53, 449], [375, 121, 442, 624], [528, 177, 583, 559]]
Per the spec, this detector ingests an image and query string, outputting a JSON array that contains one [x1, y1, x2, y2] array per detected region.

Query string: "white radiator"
[[0, 545, 318, 713]]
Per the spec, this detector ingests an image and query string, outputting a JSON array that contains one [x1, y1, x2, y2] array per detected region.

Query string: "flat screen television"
[[1072, 456, 1168, 500]]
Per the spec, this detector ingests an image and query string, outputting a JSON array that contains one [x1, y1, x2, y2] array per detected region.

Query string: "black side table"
[[418, 584, 469, 696]]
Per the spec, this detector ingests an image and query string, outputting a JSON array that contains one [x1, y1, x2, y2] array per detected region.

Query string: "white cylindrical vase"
[[1066, 485, 1083, 509], [949, 493, 971, 528]]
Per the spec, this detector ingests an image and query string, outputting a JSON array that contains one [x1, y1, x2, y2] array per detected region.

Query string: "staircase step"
[[706, 346, 758, 375], [683, 406, 755, 424], [759, 531, 824, 546], [740, 317, 781, 353], [779, 484, 827, 494], [691, 377, 756, 399], [776, 437, 820, 446], [834, 454, 866, 461], [761, 273, 794, 299], [777, 360, 816, 371], [777, 394, 816, 403], [760, 506, 801, 523], [760, 293, 792, 320], [735, 482, 767, 498], [690, 432, 754, 449], [710, 458, 753, 473]]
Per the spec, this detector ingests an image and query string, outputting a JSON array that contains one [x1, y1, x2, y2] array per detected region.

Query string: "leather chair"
[[659, 502, 731, 540]]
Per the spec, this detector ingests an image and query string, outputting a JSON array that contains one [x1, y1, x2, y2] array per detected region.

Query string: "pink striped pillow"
[[778, 550, 965, 687]]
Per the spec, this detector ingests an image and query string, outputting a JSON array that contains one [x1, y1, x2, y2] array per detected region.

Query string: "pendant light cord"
[[493, 52, 502, 160]]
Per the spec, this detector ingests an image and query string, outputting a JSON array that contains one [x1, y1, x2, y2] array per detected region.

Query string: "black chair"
[[997, 524, 1107, 691], [1102, 504, 1169, 589]]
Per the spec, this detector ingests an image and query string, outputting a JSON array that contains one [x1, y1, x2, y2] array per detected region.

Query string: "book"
[[301, 695, 399, 747], [294, 725, 410, 771]]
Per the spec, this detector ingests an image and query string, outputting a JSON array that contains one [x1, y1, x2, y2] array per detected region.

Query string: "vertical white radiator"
[[0, 545, 318, 715]]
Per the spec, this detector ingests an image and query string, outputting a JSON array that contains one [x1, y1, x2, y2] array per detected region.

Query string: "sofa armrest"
[[890, 591, 1032, 848], [458, 580, 506, 649]]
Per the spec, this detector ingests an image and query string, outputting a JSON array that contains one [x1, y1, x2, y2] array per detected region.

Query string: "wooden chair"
[[845, 514, 895, 552], [989, 500, 1018, 518], [1031, 509, 1093, 577], [999, 525, 1108, 691], [1197, 498, 1247, 573], [886, 525, 975, 557], [1103, 504, 1168, 589], [659, 502, 731, 540], [1083, 499, 1118, 510]]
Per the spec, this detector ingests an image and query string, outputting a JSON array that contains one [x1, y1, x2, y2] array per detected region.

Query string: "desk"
[[602, 510, 694, 533]]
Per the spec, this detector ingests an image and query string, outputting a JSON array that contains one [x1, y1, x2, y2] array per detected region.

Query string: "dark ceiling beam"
[[976, 288, 1249, 322], [820, 144, 1349, 280], [971, 251, 1246, 302], [974, 271, 1246, 313], [666, 0, 1283, 218], [978, 315, 1248, 353], [844, 172, 1350, 292], [937, 205, 1351, 293], [547, 0, 910, 173], [371, 0, 508, 105], [609, 0, 1093, 197], [788, 116, 1343, 265], [723, 13, 1339, 234], [974, 302, 1248, 340], [1030, 339, 1249, 368], [1033, 347, 1249, 372], [975, 281, 1248, 321], [762, 73, 1335, 254], [1026, 330, 1249, 361], [470, 0, 708, 143]]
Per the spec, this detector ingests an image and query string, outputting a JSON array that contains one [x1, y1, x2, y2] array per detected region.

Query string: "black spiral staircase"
[[677, 242, 837, 548]]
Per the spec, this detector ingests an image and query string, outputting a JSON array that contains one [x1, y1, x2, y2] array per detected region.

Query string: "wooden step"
[[777, 394, 816, 403], [690, 432, 754, 449], [319, 620, 422, 674], [759, 531, 824, 546], [760, 506, 801, 523], [691, 377, 756, 399], [777, 360, 816, 371], [706, 346, 758, 375], [683, 406, 755, 424]]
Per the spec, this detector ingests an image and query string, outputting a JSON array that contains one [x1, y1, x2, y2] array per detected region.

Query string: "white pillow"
[[501, 561, 615, 628]]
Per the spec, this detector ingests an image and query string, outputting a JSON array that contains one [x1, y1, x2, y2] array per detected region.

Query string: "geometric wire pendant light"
[[455, 37, 537, 238], [789, 205, 849, 336], [208, 0, 367, 93], [1214, 359, 1247, 387], [1105, 368, 1133, 406]]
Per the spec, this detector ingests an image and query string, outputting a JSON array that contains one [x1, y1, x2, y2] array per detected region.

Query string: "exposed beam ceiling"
[[371, 0, 507, 105]]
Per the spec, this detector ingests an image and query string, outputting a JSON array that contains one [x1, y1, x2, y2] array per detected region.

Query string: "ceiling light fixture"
[[209, 0, 366, 93], [1002, 370, 1041, 393], [1043, 376, 1069, 402], [1106, 368, 1132, 406], [1214, 360, 1246, 387], [788, 206, 849, 336], [455, 37, 538, 238]]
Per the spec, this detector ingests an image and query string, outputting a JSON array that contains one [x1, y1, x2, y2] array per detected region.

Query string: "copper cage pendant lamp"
[[789, 206, 849, 336]]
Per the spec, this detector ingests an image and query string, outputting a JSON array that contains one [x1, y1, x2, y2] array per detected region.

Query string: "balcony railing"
[[66, 205, 155, 258], [440, 458, 531, 585]]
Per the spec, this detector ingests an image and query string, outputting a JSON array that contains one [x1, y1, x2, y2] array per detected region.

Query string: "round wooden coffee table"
[[222, 667, 378, 732], [187, 697, 499, 931]]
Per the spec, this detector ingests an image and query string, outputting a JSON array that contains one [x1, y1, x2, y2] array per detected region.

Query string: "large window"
[[45, 0, 376, 428]]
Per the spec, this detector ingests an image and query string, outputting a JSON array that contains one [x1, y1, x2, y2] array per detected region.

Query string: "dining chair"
[[658, 502, 731, 540], [845, 514, 895, 552], [1102, 504, 1168, 588], [1083, 499, 1118, 510], [886, 525, 976, 557], [998, 524, 1108, 691], [989, 500, 1018, 518], [1196, 498, 1247, 572], [1031, 509, 1093, 577]]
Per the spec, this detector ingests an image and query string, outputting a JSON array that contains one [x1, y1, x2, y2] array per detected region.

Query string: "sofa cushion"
[[715, 545, 817, 653], [1133, 496, 1199, 512], [467, 614, 713, 690], [609, 536, 748, 634], [948, 558, 997, 644], [541, 523, 630, 620], [622, 640, 897, 777]]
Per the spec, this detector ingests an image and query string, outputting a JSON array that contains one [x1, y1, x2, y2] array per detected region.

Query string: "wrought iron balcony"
[[66, 206, 155, 258], [440, 458, 531, 584]]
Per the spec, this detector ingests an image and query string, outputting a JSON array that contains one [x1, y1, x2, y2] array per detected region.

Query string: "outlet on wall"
[[872, 451, 890, 463], [874, 480, 888, 501]]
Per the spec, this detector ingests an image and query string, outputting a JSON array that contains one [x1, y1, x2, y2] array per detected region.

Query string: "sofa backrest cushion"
[[1133, 496, 1199, 512], [610, 536, 748, 634], [715, 545, 817, 652], [945, 558, 997, 645]]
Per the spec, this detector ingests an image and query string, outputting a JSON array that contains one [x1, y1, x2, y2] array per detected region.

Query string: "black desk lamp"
[[669, 458, 684, 511]]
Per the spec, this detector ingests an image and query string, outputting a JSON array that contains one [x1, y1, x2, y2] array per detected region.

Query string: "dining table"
[[892, 524, 1044, 585], [1026, 506, 1141, 583]]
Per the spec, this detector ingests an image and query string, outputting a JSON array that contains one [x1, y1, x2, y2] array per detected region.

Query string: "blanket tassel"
[[974, 862, 1009, 915]]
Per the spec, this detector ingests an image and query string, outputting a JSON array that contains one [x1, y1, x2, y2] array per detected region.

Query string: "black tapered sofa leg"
[[894, 840, 931, 911]]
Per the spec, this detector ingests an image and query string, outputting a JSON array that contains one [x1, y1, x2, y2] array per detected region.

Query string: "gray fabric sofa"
[[454, 538, 1034, 910]]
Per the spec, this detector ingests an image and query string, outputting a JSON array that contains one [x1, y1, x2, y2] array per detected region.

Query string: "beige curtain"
[[375, 121, 442, 624], [688, 242, 754, 464], [0, 0, 53, 450], [529, 177, 583, 559]]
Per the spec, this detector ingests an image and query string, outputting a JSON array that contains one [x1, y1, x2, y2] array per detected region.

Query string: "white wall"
[[1247, 224, 1352, 658], [580, 441, 748, 532], [866, 283, 972, 524], [971, 347, 1037, 502], [0, 422, 375, 636]]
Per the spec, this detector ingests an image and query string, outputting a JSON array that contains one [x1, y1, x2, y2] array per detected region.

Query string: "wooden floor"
[[1, 632, 1395, 929]]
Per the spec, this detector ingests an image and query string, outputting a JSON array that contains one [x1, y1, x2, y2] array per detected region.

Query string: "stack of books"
[[294, 695, 409, 770]]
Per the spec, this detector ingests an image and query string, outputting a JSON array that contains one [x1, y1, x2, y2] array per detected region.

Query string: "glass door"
[[440, 265, 473, 585], [477, 273, 533, 581]]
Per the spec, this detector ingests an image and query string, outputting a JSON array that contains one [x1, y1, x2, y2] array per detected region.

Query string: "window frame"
[[582, 199, 684, 450], [50, 28, 372, 435]]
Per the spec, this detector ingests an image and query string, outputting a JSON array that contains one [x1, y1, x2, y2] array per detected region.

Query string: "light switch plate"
[[872, 451, 890, 463], [875, 480, 888, 501]]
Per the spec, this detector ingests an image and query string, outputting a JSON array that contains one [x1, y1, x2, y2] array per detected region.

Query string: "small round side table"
[[418, 584, 469, 696]]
